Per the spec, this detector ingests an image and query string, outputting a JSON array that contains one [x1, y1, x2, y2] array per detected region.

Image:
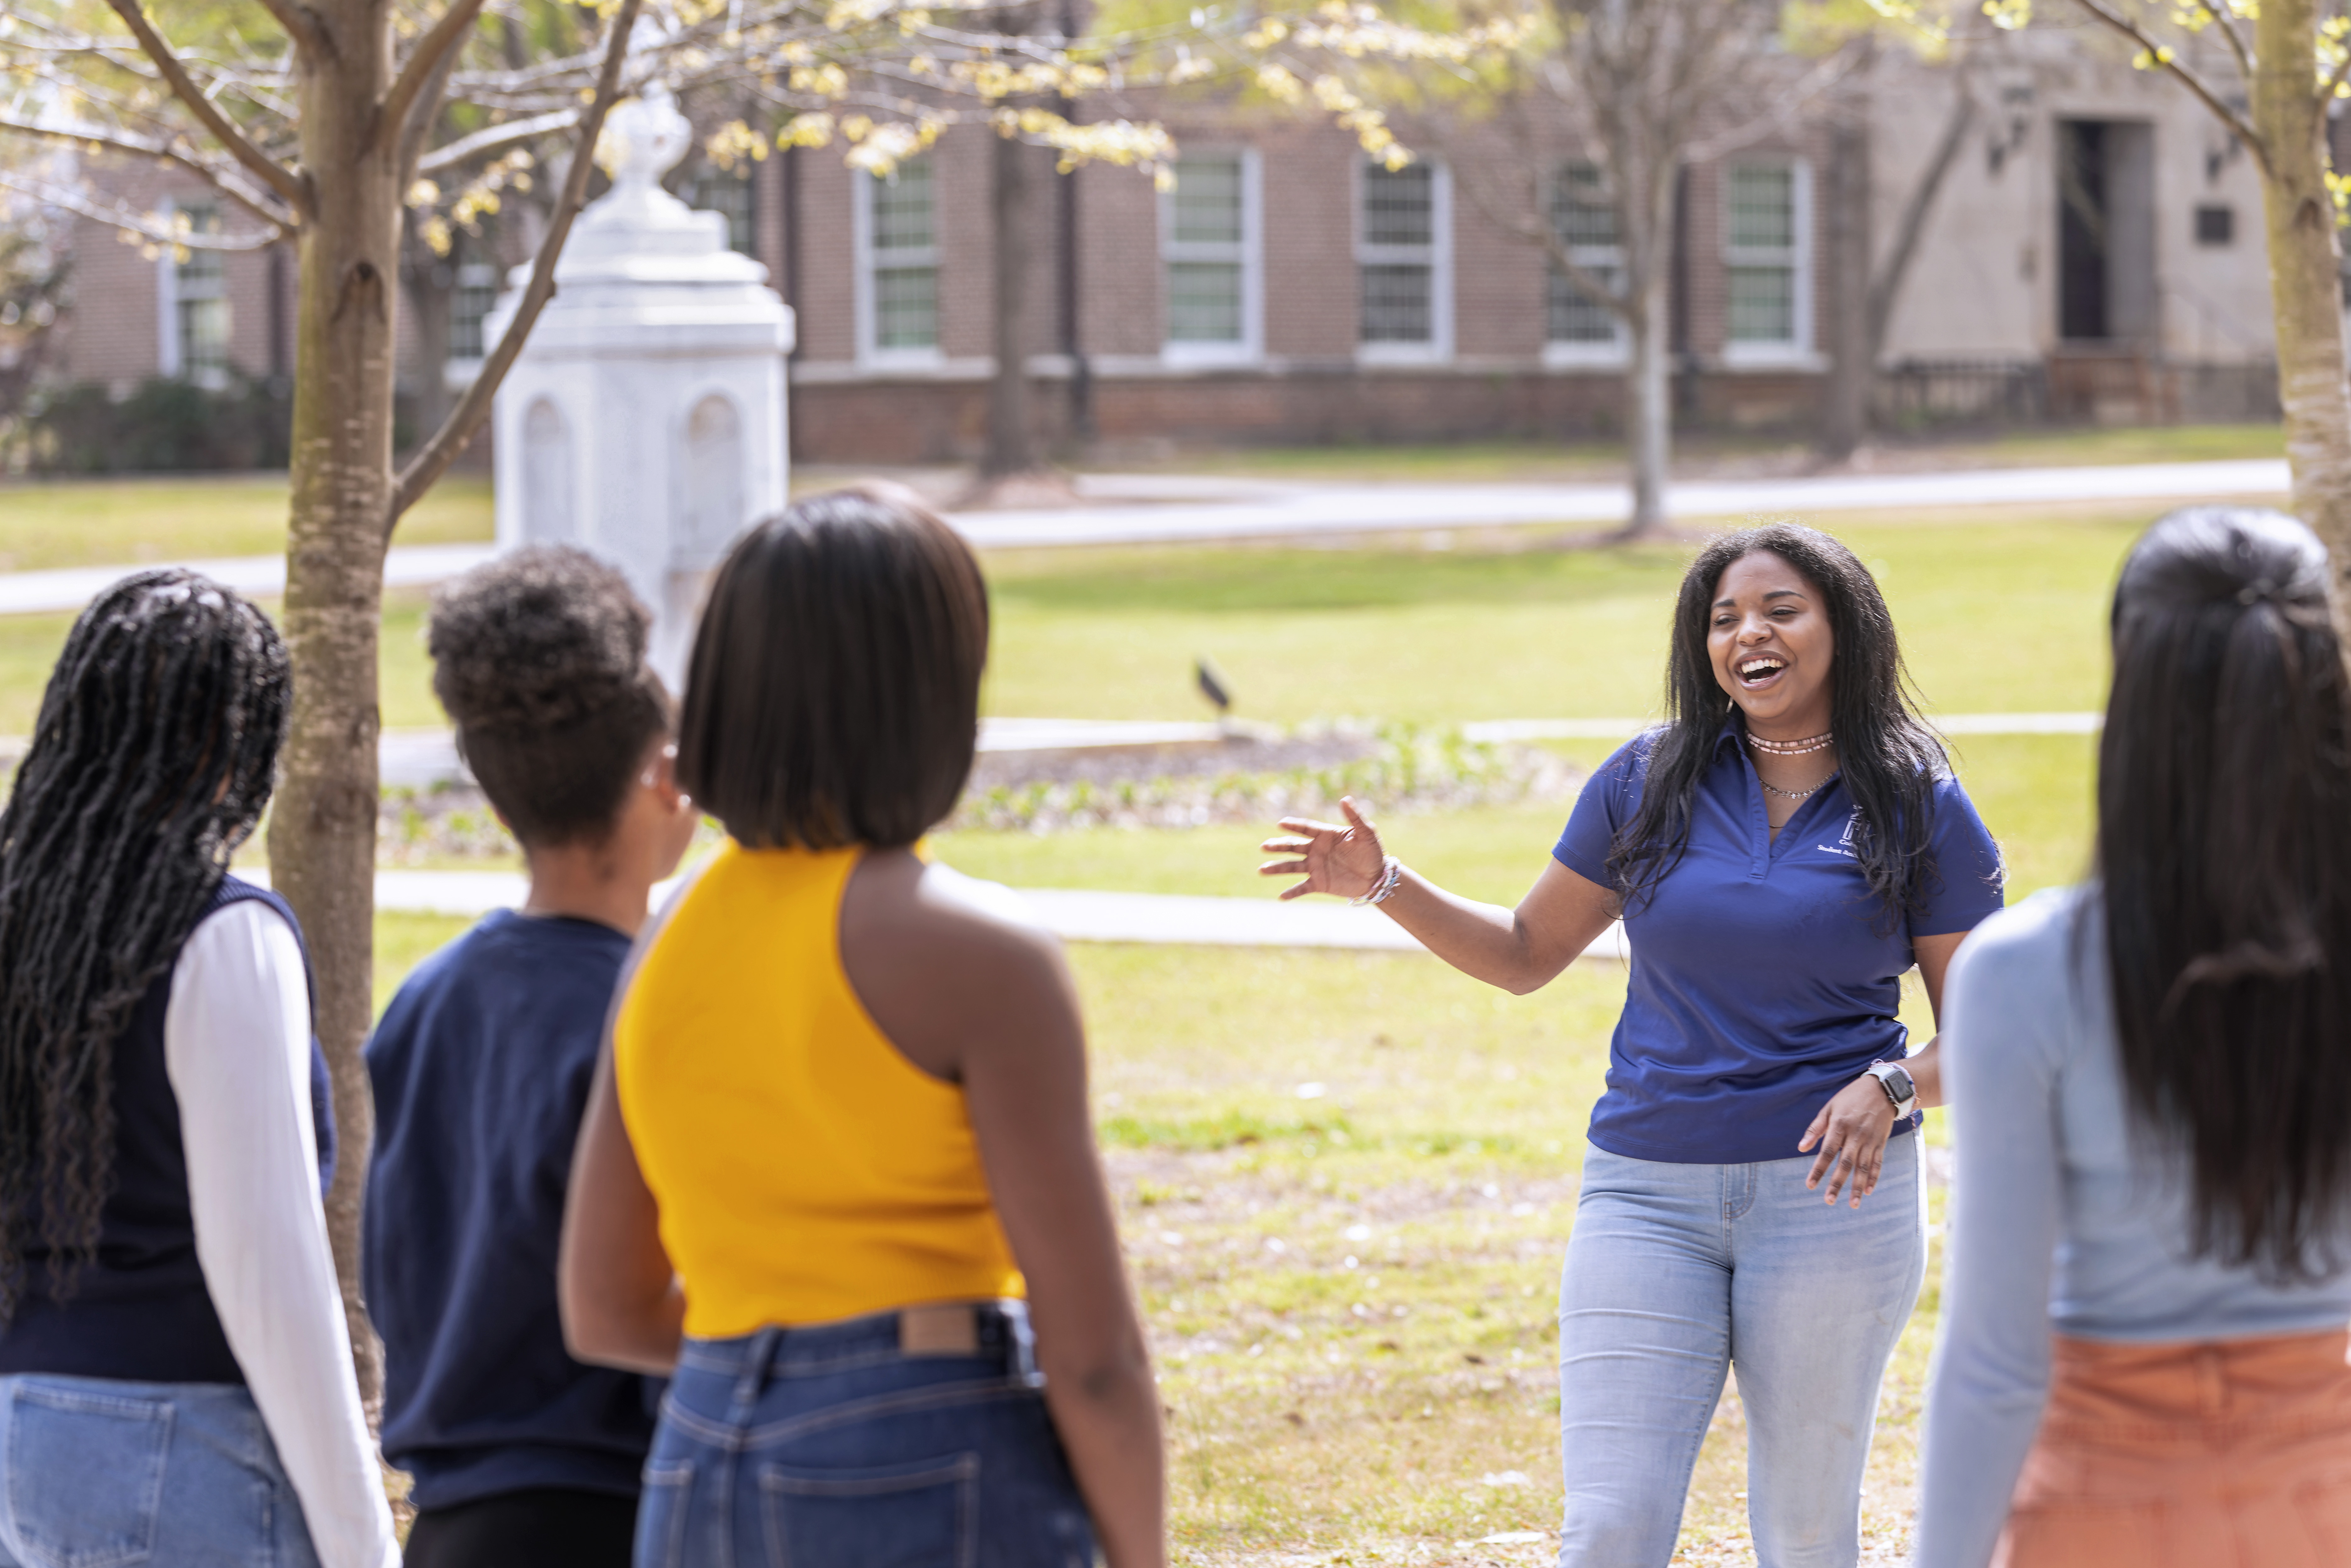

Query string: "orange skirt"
[[1996, 1329, 2351, 1568]]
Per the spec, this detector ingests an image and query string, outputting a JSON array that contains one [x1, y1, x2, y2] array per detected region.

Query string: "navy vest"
[[0, 876, 336, 1385]]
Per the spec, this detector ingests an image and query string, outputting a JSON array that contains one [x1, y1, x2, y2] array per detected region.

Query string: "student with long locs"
[[0, 572, 397, 1567], [1920, 508, 2351, 1567], [560, 485, 1165, 1567], [365, 548, 699, 1566], [1261, 524, 2005, 1567]]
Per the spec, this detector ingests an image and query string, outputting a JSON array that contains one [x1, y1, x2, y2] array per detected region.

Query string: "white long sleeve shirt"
[[162, 900, 400, 1568]]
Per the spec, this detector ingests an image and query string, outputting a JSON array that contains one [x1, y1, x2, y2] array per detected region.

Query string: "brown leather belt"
[[897, 1301, 985, 1356]]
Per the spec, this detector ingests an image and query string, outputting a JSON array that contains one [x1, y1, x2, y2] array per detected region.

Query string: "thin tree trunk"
[[983, 131, 1036, 476], [1819, 115, 1870, 461], [1621, 275, 1671, 538], [270, 0, 398, 1410], [2252, 0, 2351, 615]]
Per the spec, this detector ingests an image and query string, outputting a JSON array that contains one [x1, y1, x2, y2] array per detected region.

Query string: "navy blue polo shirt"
[[365, 909, 659, 1511], [1554, 724, 2004, 1165]]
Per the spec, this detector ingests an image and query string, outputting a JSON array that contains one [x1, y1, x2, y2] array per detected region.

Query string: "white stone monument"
[[486, 82, 794, 685]]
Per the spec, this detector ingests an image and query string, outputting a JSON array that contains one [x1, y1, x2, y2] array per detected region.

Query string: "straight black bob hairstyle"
[[1609, 521, 1952, 927], [2098, 505, 2351, 1281], [678, 483, 988, 849]]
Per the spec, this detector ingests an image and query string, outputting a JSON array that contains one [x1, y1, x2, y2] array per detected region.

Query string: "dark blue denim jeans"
[[637, 1303, 1097, 1568]]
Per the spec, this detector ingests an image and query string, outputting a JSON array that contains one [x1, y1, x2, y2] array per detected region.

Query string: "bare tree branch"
[[1684, 45, 1862, 162], [0, 115, 296, 233], [389, 0, 646, 530], [2322, 34, 2351, 106], [380, 0, 488, 160], [0, 168, 284, 249], [2203, 3, 2253, 82], [1868, 70, 1977, 356], [415, 106, 579, 175], [98, 0, 314, 218], [252, 0, 332, 63], [395, 27, 470, 191], [2067, 0, 2267, 171]]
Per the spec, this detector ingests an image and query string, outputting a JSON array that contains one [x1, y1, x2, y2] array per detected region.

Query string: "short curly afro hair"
[[427, 545, 669, 848]]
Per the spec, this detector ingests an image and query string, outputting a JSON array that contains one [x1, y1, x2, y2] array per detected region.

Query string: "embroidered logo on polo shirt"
[[1818, 809, 1862, 859]]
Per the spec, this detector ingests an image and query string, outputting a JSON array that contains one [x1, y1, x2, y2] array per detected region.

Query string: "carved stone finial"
[[598, 81, 691, 192]]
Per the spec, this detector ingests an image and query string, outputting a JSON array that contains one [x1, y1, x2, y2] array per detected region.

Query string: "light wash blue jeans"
[[1557, 1138, 1926, 1568], [0, 1375, 322, 1568]]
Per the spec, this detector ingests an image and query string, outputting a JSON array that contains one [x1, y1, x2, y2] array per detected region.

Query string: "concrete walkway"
[[248, 866, 1633, 960], [0, 457, 2287, 618]]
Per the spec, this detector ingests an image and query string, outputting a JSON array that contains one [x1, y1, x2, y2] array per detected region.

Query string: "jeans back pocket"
[[757, 1452, 978, 1568], [2, 1383, 171, 1568]]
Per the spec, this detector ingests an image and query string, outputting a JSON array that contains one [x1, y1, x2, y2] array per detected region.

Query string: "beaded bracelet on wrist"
[[1351, 855, 1403, 907]]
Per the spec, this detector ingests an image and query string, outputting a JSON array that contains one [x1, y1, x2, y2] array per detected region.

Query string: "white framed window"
[[1545, 161, 1627, 367], [1722, 161, 1813, 366], [855, 159, 940, 366], [1160, 151, 1261, 366], [685, 164, 757, 256], [448, 262, 501, 364], [1357, 158, 1452, 363], [157, 200, 230, 387]]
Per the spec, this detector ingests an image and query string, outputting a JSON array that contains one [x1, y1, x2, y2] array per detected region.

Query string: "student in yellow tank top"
[[559, 485, 1164, 1568]]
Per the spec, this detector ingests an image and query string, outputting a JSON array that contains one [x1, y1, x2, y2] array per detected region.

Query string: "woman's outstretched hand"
[[1799, 1076, 1899, 1208], [1259, 796, 1388, 901]]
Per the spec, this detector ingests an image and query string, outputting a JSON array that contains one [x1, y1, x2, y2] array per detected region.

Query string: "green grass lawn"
[[0, 474, 491, 573], [1095, 421, 2281, 485]]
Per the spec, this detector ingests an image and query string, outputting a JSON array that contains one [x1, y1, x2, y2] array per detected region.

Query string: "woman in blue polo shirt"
[[1261, 521, 2002, 1567]]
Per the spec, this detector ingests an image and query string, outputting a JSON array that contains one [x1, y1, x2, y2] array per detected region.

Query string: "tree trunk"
[[2252, 0, 2351, 617], [983, 132, 1036, 477], [1819, 115, 1870, 462], [268, 0, 398, 1410], [1620, 274, 1672, 538]]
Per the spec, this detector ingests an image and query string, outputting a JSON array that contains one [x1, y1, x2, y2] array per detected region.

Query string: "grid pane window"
[[686, 166, 757, 256], [1548, 266, 1620, 344], [872, 162, 935, 250], [865, 160, 938, 353], [1171, 158, 1244, 245], [448, 263, 499, 360], [1363, 163, 1434, 246], [1361, 264, 1434, 342], [1728, 266, 1795, 343], [1358, 160, 1445, 352], [1168, 261, 1244, 343], [1726, 166, 1794, 248], [1547, 162, 1623, 350], [1550, 162, 1617, 249], [175, 204, 228, 381], [1162, 156, 1254, 354], [1723, 163, 1802, 347]]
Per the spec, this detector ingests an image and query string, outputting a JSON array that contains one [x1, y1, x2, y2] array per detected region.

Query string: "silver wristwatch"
[[1866, 1060, 1918, 1119]]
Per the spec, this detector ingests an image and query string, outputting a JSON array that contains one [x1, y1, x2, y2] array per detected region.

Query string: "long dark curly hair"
[[0, 570, 290, 1319], [1609, 523, 1951, 929], [2099, 507, 2351, 1281]]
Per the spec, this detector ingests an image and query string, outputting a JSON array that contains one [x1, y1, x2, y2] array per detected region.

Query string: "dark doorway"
[[2056, 119, 2156, 344], [2057, 121, 2109, 340]]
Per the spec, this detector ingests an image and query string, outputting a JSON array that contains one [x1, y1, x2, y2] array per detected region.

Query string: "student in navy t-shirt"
[[1261, 522, 2002, 1568], [365, 547, 698, 1568]]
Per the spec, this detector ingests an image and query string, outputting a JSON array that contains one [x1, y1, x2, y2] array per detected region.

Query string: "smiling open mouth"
[[1736, 656, 1786, 688]]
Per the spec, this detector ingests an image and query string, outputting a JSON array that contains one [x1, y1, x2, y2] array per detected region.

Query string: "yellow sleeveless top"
[[613, 842, 1024, 1337]]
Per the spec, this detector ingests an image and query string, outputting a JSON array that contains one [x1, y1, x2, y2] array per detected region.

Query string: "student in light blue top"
[[1262, 523, 2003, 1568], [1919, 507, 2351, 1568]]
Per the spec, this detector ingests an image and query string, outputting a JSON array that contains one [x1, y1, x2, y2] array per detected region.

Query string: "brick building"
[[46, 28, 2288, 466]]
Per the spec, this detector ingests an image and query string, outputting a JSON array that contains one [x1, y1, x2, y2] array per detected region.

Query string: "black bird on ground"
[[1196, 657, 1232, 718]]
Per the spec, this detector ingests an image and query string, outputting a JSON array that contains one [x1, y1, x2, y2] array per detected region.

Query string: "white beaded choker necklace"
[[1746, 730, 1834, 757]]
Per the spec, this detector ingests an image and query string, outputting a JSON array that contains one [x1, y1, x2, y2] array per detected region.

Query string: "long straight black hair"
[[0, 570, 290, 1318], [2099, 506, 2351, 1280], [1609, 522, 1951, 927]]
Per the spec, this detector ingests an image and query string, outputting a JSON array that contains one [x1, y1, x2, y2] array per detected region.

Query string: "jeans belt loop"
[[1002, 1298, 1045, 1389], [729, 1325, 782, 1425]]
